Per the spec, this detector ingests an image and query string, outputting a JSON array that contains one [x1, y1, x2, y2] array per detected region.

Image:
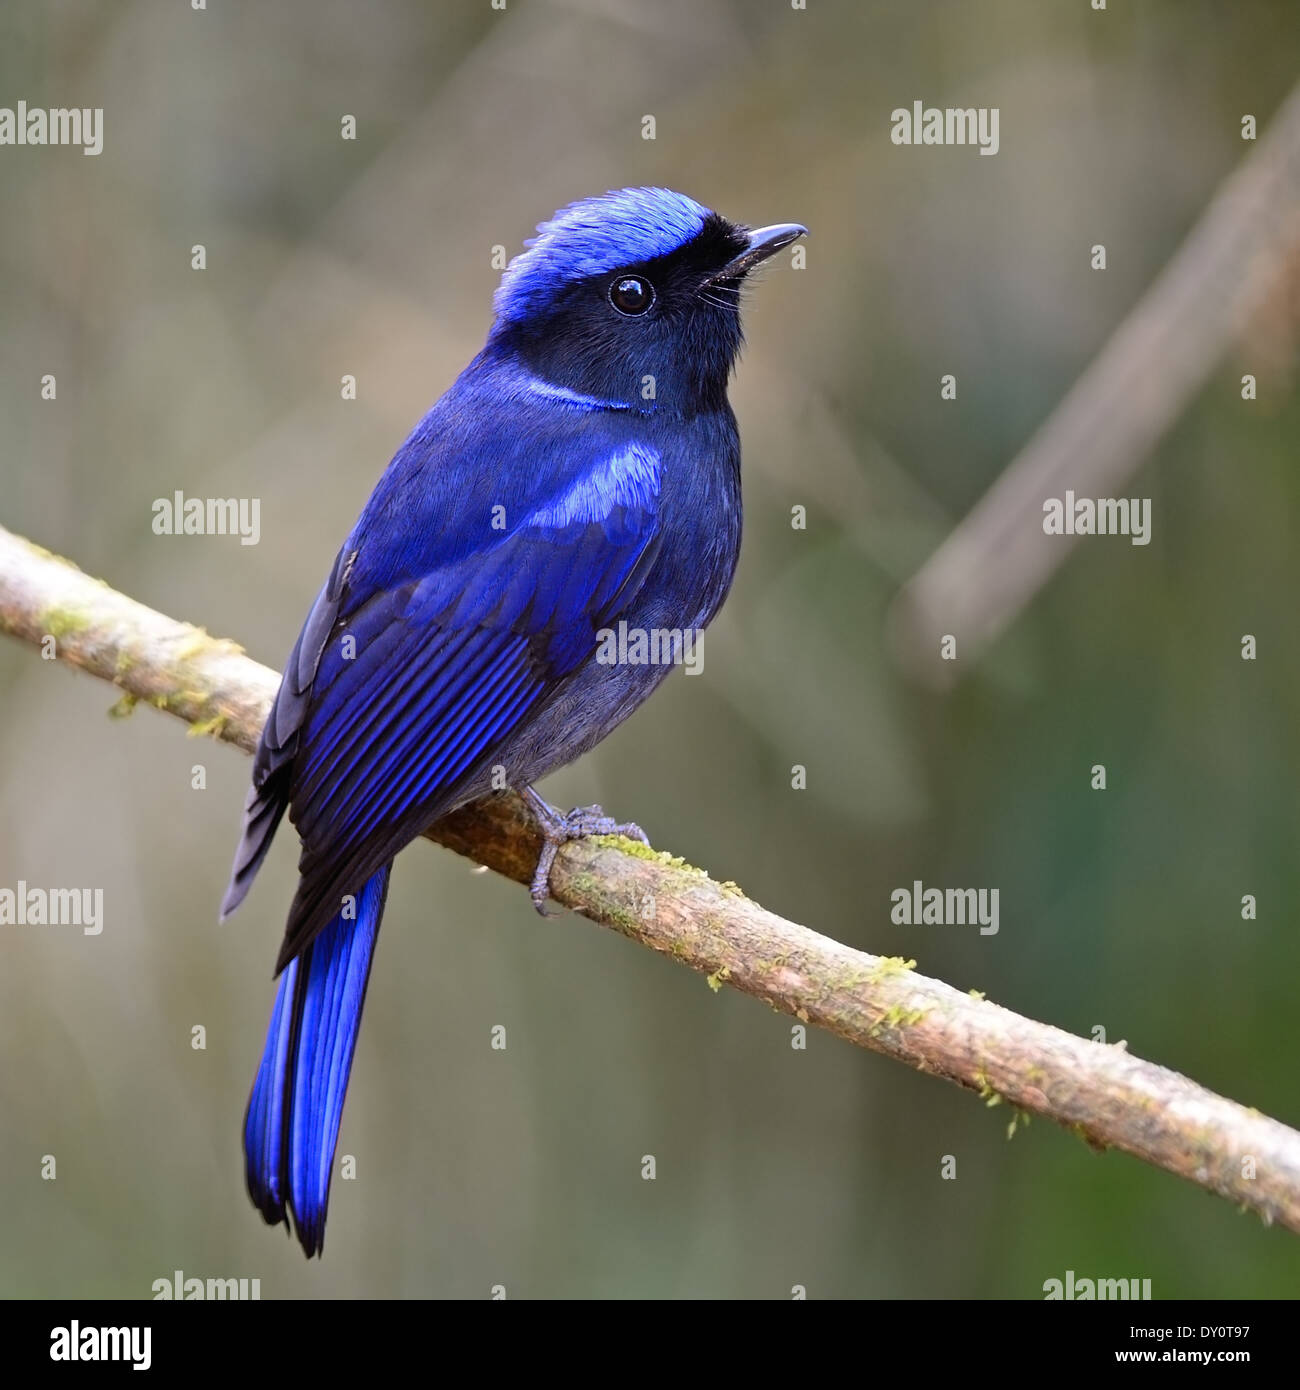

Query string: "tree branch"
[[3, 521, 1299, 1233]]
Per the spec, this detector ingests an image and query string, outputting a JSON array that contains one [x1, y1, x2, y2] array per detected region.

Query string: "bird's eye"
[[609, 275, 655, 316]]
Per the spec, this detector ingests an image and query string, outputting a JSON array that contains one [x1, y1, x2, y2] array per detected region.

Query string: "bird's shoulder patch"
[[526, 442, 660, 530]]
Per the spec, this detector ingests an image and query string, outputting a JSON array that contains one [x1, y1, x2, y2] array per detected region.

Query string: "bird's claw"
[[523, 788, 648, 915]]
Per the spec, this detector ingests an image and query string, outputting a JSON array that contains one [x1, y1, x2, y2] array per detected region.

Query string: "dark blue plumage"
[[221, 187, 805, 1255]]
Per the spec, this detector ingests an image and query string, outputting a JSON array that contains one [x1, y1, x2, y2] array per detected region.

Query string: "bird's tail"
[[244, 864, 391, 1257]]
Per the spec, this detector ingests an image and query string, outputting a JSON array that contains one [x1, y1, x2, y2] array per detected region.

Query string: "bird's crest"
[[494, 187, 711, 324]]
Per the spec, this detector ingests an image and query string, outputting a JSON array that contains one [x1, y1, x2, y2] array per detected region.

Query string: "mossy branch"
[[3, 522, 1300, 1233]]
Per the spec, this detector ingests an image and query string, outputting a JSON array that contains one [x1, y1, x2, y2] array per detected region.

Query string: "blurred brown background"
[[1, 0, 1297, 1297]]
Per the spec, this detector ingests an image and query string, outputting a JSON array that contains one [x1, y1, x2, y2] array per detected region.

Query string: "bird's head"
[[488, 187, 806, 415]]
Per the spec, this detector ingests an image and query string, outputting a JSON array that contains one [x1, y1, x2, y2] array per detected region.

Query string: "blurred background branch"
[[892, 80, 1300, 684], [4, 522, 1300, 1235]]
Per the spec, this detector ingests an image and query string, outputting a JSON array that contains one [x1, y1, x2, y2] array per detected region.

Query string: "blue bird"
[[220, 187, 805, 1256]]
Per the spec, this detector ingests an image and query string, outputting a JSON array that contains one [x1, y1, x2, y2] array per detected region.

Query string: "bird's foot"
[[522, 785, 649, 916]]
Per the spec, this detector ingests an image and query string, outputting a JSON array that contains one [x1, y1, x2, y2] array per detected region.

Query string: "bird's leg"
[[521, 785, 650, 916]]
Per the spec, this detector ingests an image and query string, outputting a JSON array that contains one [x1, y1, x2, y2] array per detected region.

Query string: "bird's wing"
[[219, 541, 352, 921], [222, 430, 663, 970]]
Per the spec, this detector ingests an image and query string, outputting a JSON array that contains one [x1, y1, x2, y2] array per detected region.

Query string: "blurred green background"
[[1, 0, 1297, 1298]]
